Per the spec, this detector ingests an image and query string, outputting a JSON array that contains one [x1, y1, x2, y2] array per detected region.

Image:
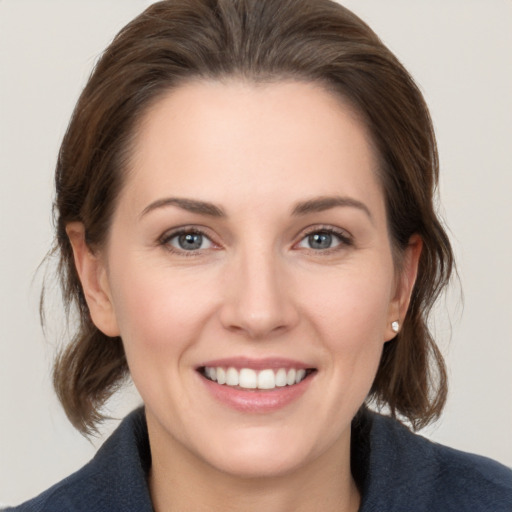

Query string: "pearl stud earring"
[[391, 321, 399, 333]]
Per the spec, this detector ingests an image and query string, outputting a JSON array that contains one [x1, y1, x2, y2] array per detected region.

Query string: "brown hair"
[[49, 0, 453, 434]]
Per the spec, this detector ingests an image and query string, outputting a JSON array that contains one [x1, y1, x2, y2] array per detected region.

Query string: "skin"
[[68, 80, 421, 512]]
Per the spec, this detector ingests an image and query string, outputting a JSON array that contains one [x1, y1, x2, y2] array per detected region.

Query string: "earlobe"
[[386, 234, 423, 340], [66, 222, 120, 337]]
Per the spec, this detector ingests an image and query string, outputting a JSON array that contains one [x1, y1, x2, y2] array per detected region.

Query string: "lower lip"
[[199, 373, 314, 413]]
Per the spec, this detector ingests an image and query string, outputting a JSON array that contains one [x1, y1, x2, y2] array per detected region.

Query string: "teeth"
[[239, 368, 257, 389], [206, 367, 216, 381], [275, 368, 287, 387], [217, 367, 226, 385], [257, 369, 275, 390], [203, 366, 310, 389], [226, 367, 239, 386]]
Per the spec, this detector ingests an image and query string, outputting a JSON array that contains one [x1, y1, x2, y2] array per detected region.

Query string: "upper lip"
[[197, 357, 315, 371]]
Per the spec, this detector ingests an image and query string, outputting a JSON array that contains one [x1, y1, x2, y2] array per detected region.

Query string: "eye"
[[163, 230, 214, 252], [297, 228, 351, 251]]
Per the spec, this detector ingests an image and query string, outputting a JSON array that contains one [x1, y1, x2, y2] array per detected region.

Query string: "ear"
[[385, 234, 423, 341], [66, 222, 120, 337]]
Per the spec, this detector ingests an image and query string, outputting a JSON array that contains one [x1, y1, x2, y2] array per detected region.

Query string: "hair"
[[48, 0, 454, 435]]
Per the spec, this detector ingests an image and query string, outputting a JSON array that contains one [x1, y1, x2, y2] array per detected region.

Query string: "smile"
[[197, 359, 317, 412], [201, 366, 313, 390]]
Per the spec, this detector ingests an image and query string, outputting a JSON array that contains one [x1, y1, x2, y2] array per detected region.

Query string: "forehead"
[[123, 79, 384, 218]]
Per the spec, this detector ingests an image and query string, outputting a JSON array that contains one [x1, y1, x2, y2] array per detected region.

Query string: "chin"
[[207, 445, 308, 480], [192, 425, 328, 480]]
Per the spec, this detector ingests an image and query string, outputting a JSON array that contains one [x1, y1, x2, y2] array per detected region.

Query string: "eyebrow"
[[291, 195, 373, 221], [140, 195, 372, 221], [140, 197, 225, 218]]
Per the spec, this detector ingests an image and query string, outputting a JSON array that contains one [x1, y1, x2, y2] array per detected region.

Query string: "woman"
[[6, 0, 511, 510]]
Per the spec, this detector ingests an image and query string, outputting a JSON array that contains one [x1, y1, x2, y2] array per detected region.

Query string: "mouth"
[[196, 359, 318, 412], [198, 366, 317, 391]]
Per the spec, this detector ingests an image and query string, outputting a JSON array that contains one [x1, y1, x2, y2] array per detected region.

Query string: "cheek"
[[107, 263, 222, 416], [299, 264, 393, 395], [108, 262, 218, 361], [302, 265, 393, 341]]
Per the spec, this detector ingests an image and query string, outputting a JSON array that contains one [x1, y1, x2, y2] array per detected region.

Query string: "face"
[[73, 80, 418, 480]]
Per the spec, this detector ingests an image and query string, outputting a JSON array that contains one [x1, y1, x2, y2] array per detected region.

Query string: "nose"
[[219, 248, 300, 340]]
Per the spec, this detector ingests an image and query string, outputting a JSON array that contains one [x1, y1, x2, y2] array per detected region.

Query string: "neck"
[[148, 423, 360, 512]]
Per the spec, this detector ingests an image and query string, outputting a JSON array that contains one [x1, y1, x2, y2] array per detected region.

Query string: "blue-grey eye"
[[298, 231, 343, 250], [169, 232, 212, 251]]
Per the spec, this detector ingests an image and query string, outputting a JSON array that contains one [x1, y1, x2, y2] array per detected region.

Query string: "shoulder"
[[3, 462, 108, 512], [4, 409, 153, 512], [357, 410, 512, 512], [429, 440, 512, 510]]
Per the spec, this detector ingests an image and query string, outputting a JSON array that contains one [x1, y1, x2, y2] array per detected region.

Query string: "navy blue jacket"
[[6, 408, 512, 511]]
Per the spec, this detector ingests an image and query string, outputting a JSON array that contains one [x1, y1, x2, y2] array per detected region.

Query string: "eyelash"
[[159, 227, 216, 257], [158, 225, 353, 256], [298, 226, 353, 253]]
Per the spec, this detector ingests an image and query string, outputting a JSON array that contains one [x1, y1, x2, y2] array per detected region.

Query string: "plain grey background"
[[1, 0, 511, 505]]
